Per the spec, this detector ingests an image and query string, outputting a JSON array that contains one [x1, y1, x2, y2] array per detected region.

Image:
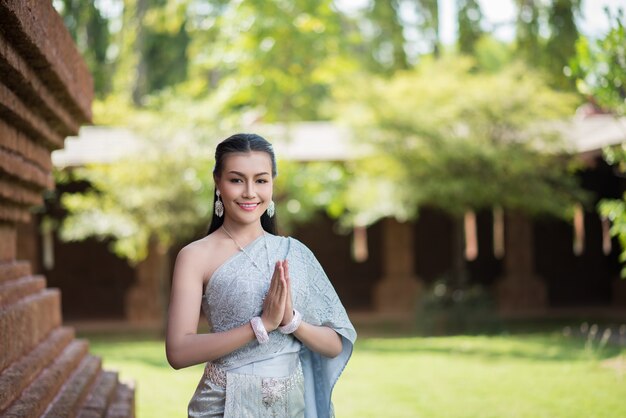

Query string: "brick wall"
[[0, 1, 135, 416]]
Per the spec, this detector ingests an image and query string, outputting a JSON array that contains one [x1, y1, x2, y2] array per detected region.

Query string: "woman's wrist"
[[260, 314, 278, 332], [250, 316, 270, 344], [279, 309, 302, 334]]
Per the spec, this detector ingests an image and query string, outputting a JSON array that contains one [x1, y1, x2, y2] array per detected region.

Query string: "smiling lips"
[[237, 202, 260, 212]]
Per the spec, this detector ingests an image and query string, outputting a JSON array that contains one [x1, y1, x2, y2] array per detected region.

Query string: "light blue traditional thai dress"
[[187, 234, 357, 418]]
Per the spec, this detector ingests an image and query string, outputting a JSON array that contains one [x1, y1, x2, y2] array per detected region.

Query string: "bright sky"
[[440, 0, 626, 44], [336, 0, 625, 44]]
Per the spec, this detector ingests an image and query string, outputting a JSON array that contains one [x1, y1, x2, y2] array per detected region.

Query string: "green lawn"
[[79, 330, 626, 418]]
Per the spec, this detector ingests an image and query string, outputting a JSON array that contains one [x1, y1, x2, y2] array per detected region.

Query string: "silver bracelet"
[[250, 316, 269, 344], [279, 309, 302, 334]]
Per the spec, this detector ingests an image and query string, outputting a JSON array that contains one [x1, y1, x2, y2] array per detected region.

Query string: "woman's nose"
[[243, 182, 255, 198]]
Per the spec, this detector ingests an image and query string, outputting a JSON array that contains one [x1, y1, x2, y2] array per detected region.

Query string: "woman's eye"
[[257, 179, 268, 184], [229, 178, 242, 183]]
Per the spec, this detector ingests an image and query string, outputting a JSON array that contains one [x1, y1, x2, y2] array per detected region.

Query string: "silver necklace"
[[221, 225, 271, 275]]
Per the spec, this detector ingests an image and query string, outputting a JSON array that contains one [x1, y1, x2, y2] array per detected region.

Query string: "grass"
[[78, 328, 626, 418]]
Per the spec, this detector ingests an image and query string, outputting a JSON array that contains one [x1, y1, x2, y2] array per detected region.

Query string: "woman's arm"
[[165, 246, 254, 369], [281, 260, 343, 358], [165, 247, 286, 369], [293, 322, 343, 358]]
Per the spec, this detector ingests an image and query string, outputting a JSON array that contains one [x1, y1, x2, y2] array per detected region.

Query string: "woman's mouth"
[[237, 202, 260, 212]]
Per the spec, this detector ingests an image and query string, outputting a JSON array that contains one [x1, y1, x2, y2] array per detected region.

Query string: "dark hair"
[[207, 133, 277, 235]]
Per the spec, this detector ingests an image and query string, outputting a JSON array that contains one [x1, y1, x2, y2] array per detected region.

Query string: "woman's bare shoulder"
[[175, 233, 223, 283]]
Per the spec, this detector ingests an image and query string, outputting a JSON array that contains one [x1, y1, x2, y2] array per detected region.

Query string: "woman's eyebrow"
[[227, 170, 270, 177]]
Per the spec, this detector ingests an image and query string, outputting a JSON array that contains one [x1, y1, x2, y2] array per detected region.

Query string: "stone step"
[[106, 382, 135, 418], [0, 288, 62, 371], [0, 261, 31, 284], [0, 326, 74, 410], [41, 354, 102, 418], [0, 338, 89, 417], [0, 274, 46, 306], [77, 370, 119, 418]]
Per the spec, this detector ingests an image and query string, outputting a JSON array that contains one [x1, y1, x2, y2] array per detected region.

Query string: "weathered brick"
[[0, 274, 46, 306], [0, 144, 52, 189], [0, 223, 16, 261], [42, 354, 102, 418], [0, 339, 88, 418], [0, 204, 30, 223], [0, 178, 44, 207], [106, 382, 136, 418], [0, 81, 65, 150], [0, 326, 74, 410], [0, 260, 31, 283], [0, 288, 62, 370], [78, 370, 119, 418], [0, 0, 93, 123], [0, 30, 80, 137], [0, 118, 55, 172]]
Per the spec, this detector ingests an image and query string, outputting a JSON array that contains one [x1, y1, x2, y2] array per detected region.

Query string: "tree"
[[457, 0, 484, 55], [198, 0, 356, 122], [545, 0, 581, 90], [513, 0, 581, 91], [365, 0, 410, 72], [514, 0, 542, 67], [336, 57, 587, 284], [572, 9, 626, 276], [54, 0, 111, 97], [572, 8, 626, 115]]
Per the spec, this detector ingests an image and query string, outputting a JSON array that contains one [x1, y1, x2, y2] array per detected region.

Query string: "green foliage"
[[418, 278, 500, 335], [574, 10, 626, 277], [336, 58, 586, 225], [60, 137, 214, 263], [473, 35, 514, 72], [544, 0, 581, 90], [190, 0, 357, 122], [598, 145, 626, 278], [53, 0, 111, 97], [572, 9, 626, 115], [457, 0, 484, 55], [514, 0, 542, 67], [514, 0, 581, 91], [58, 94, 227, 262], [274, 160, 348, 231], [50, 0, 597, 264], [364, 0, 409, 72]]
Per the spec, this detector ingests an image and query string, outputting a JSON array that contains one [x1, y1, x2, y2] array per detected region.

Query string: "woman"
[[166, 133, 356, 418]]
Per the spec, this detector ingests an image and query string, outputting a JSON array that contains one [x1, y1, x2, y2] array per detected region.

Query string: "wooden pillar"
[[495, 211, 547, 313], [374, 218, 423, 313], [125, 237, 169, 324], [612, 277, 626, 307]]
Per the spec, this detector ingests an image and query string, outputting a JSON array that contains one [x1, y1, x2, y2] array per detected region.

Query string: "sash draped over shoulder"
[[197, 234, 356, 418]]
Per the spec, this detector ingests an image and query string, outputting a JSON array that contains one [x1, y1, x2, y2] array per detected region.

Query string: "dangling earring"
[[214, 190, 224, 217], [266, 200, 275, 218]]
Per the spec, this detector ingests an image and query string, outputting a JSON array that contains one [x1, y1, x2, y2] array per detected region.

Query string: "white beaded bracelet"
[[250, 316, 269, 344], [279, 309, 302, 334]]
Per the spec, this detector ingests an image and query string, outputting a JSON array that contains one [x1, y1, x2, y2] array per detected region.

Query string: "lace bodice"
[[197, 233, 357, 418], [202, 235, 302, 368]]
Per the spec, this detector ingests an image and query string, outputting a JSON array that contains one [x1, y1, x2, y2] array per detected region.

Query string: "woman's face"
[[215, 151, 273, 225]]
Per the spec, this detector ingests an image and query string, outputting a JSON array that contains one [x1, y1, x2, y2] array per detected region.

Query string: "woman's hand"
[[261, 261, 287, 332], [281, 260, 294, 326]]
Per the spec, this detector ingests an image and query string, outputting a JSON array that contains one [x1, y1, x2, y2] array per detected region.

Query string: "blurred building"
[[20, 115, 626, 324]]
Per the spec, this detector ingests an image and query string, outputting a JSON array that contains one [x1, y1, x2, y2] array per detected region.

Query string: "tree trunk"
[[131, 0, 148, 106]]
